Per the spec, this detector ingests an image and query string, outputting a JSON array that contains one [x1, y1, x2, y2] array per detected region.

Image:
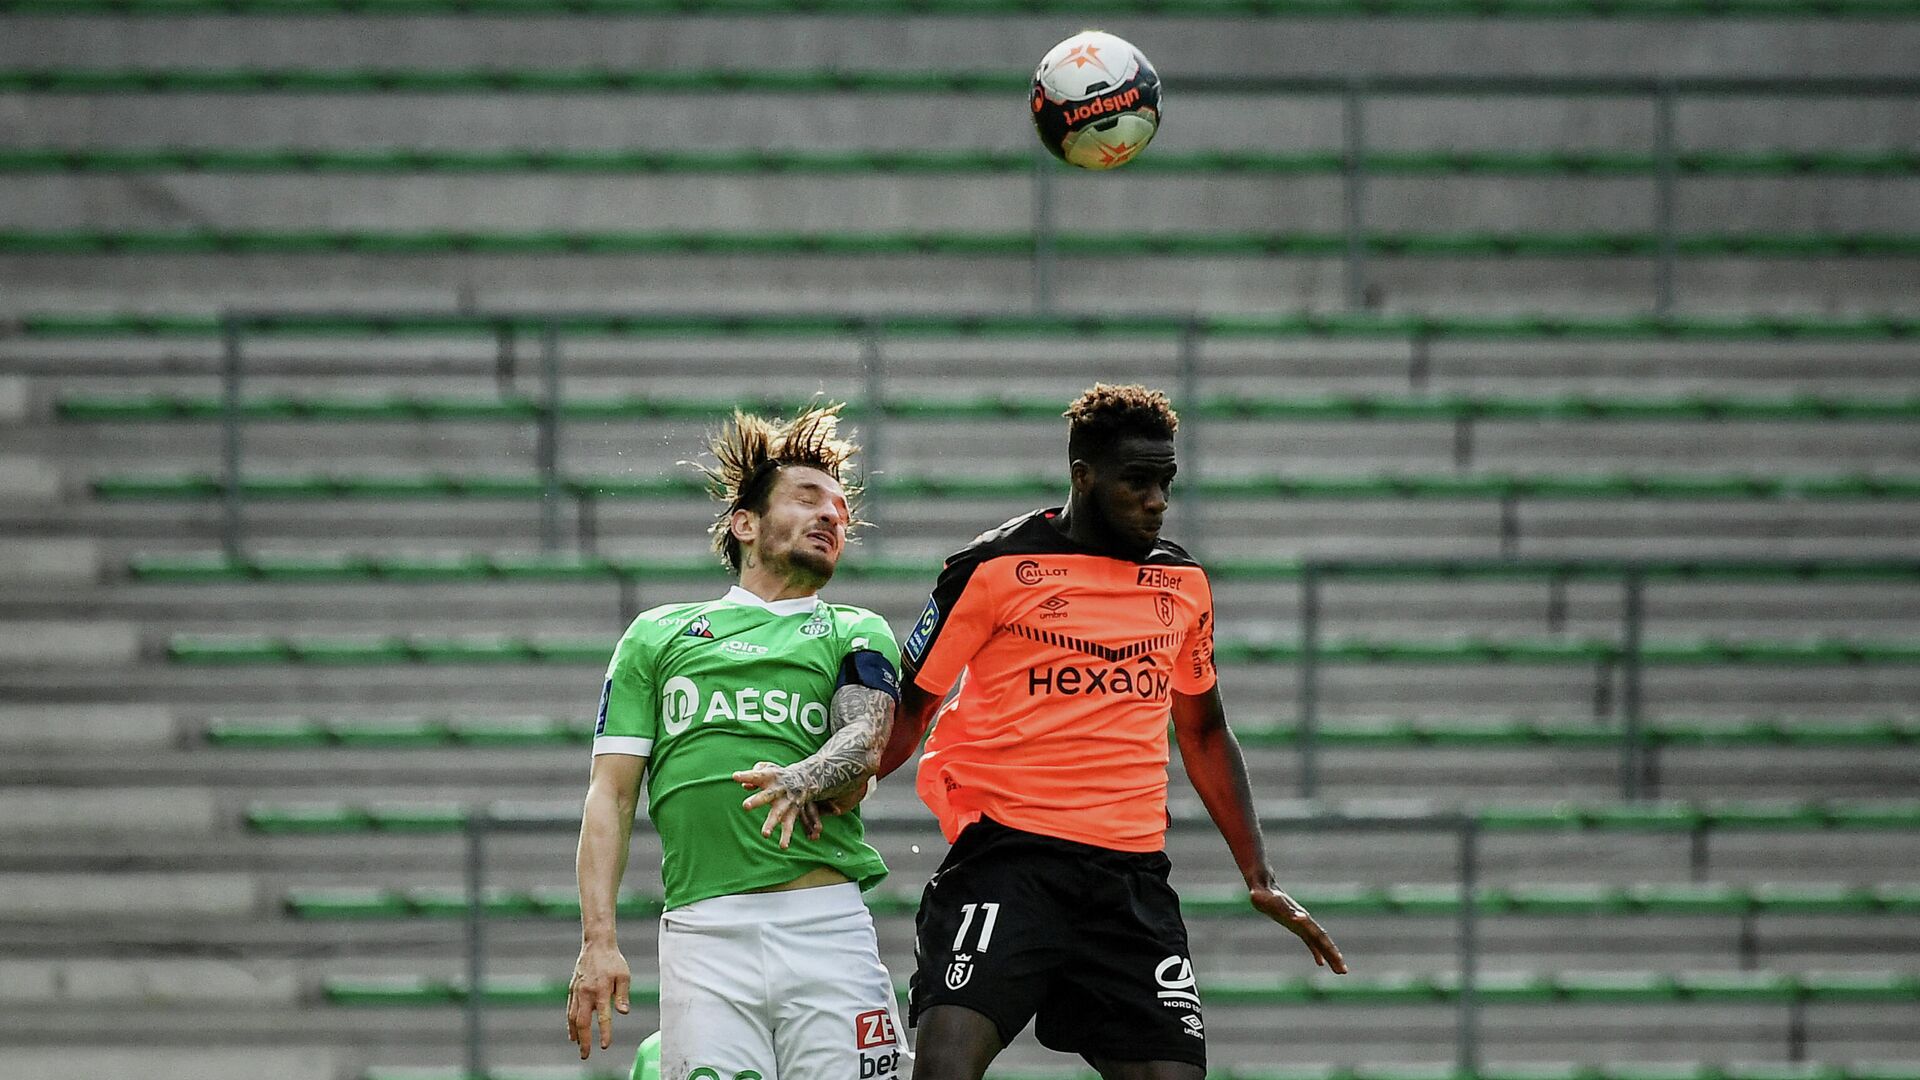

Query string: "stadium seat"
[[170, 631, 1920, 667], [95, 470, 1920, 505], [17, 310, 1920, 342], [311, 970, 1920, 1008], [58, 390, 1920, 425], [243, 799, 1920, 835]]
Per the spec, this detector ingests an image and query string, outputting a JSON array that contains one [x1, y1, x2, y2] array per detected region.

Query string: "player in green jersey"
[[568, 404, 907, 1080]]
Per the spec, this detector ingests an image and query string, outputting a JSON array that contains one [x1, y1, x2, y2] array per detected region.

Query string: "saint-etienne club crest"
[[945, 953, 974, 990], [800, 607, 832, 638]]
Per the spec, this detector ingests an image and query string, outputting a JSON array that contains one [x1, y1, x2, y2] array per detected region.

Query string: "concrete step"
[[0, 1048, 337, 1080], [0, 455, 58, 502], [7, 825, 1918, 893], [5, 16, 1919, 78], [0, 704, 177, 749], [0, 539, 98, 586], [0, 786, 218, 836], [0, 619, 139, 666], [0, 871, 256, 919], [5, 254, 1919, 318], [29, 415, 1920, 473], [11, 337, 1920, 388], [8, 174, 1916, 235]]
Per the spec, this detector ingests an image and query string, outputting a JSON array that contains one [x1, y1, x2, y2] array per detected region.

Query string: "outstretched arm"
[[734, 683, 896, 848], [1171, 686, 1348, 973], [878, 674, 943, 779]]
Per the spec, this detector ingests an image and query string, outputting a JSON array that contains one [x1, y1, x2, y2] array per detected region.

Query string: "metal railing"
[[203, 307, 1920, 561], [175, 309, 1916, 1075], [453, 805, 1486, 1080]]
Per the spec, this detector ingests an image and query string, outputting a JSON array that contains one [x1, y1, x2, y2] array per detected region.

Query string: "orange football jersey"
[[903, 508, 1217, 852]]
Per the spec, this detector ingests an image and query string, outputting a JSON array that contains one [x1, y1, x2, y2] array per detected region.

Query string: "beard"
[[768, 532, 838, 585]]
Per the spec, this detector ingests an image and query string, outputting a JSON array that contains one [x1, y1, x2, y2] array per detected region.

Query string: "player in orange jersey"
[[877, 383, 1346, 1080]]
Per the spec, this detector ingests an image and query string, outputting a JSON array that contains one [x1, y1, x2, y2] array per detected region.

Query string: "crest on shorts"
[[1155, 593, 1175, 627], [945, 953, 974, 991]]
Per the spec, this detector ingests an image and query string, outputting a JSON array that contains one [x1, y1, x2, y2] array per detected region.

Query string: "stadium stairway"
[[5, 2, 1920, 1076], [4, 323, 1919, 1075], [3, 15, 1920, 314]]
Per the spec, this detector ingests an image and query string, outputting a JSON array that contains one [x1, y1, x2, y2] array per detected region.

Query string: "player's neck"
[[736, 559, 825, 604], [1054, 498, 1152, 561]]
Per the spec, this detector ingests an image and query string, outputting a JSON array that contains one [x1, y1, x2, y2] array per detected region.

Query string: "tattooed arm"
[[732, 683, 896, 849]]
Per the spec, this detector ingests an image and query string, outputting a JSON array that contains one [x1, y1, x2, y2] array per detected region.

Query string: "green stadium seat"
[[1555, 971, 1678, 1002], [365, 803, 470, 831], [248, 553, 375, 580], [1625, 883, 1751, 915], [1580, 802, 1703, 830], [7, 227, 1920, 260], [1750, 883, 1880, 914], [1675, 970, 1799, 1002], [323, 976, 463, 1006], [1501, 883, 1628, 916], [402, 887, 540, 918], [1704, 800, 1831, 828], [370, 554, 495, 581], [170, 635, 290, 664], [1721, 1067, 1849, 1080], [59, 391, 1920, 427], [1876, 884, 1920, 913], [247, 802, 372, 833], [22, 310, 1920, 343], [286, 887, 411, 919], [328, 719, 454, 748], [447, 717, 585, 747], [288, 637, 415, 665], [1825, 800, 1920, 828], [1800, 972, 1920, 1001], [1385, 884, 1465, 916], [204, 717, 331, 748], [8, 0, 1920, 13], [1599, 1067, 1717, 1080]]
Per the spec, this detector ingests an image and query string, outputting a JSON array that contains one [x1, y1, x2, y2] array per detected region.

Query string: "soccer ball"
[[1029, 30, 1162, 170]]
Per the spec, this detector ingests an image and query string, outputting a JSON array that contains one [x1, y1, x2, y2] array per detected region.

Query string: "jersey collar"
[[721, 585, 821, 618]]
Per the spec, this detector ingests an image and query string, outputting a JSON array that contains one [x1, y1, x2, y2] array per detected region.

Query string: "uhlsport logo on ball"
[[1030, 30, 1162, 170]]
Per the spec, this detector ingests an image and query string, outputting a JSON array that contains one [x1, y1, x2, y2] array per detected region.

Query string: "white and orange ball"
[[1030, 30, 1163, 170]]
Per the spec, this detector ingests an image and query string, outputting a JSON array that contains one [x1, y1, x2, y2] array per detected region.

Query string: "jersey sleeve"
[[1171, 572, 1218, 695], [593, 623, 659, 758], [902, 555, 997, 695], [836, 607, 904, 701]]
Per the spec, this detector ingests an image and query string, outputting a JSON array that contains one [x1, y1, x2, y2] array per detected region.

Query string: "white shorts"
[[657, 882, 904, 1080]]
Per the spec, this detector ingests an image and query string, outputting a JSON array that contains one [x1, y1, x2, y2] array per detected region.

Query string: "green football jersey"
[[595, 585, 899, 910]]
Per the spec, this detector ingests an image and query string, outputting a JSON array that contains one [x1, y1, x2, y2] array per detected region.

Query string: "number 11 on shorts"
[[952, 902, 1000, 952]]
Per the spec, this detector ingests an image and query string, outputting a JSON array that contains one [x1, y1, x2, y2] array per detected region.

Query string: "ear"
[[729, 507, 759, 548], [1068, 458, 1096, 495]]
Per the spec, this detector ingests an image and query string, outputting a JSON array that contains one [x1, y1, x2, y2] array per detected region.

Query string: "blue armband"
[[837, 649, 901, 702]]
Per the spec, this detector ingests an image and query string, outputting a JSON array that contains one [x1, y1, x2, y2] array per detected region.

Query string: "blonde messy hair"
[[693, 402, 863, 573]]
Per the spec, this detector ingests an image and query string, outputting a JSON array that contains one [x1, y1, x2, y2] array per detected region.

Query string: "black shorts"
[[907, 818, 1206, 1068]]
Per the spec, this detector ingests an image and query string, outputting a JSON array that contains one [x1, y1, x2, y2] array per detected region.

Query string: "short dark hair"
[[692, 402, 862, 573], [1063, 383, 1179, 464]]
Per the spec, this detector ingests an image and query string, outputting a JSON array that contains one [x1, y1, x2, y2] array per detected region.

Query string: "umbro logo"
[[1039, 597, 1070, 620]]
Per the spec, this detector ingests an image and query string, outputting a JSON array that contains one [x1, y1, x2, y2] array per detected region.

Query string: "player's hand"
[[818, 775, 877, 817], [735, 761, 817, 850], [1251, 884, 1348, 974], [566, 941, 631, 1059]]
